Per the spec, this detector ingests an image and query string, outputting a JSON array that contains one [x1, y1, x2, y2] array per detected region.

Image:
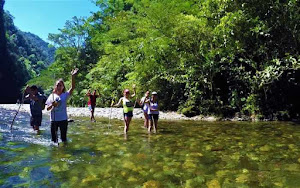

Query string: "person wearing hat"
[[112, 85, 136, 133], [148, 91, 159, 133]]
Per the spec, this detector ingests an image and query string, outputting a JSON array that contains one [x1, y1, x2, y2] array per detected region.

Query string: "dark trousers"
[[51, 120, 68, 142]]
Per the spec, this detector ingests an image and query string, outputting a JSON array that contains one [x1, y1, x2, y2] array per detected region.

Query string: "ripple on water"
[[7, 176, 27, 185], [30, 167, 52, 181], [0, 108, 54, 147], [2, 108, 300, 187]]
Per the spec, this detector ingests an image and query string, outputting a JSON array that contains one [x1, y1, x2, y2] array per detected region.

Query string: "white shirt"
[[148, 100, 159, 115], [140, 96, 149, 112], [46, 92, 70, 121]]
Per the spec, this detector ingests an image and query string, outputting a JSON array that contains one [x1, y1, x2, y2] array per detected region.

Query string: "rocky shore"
[[0, 104, 218, 121]]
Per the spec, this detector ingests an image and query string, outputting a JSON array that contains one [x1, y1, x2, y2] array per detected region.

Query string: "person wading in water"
[[86, 89, 99, 122], [45, 68, 79, 144], [112, 85, 136, 134], [139, 91, 150, 128]]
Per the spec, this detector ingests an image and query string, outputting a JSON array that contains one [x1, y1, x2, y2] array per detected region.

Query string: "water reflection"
[[1, 107, 300, 187], [0, 108, 53, 146]]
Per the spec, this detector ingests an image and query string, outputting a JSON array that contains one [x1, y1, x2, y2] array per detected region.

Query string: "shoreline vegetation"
[[1, 1, 299, 119], [0, 104, 291, 122]]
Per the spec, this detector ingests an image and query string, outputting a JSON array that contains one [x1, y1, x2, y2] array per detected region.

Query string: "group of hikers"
[[22, 68, 159, 144]]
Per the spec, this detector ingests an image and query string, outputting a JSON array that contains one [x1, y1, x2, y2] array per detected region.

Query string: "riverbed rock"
[[0, 104, 218, 121]]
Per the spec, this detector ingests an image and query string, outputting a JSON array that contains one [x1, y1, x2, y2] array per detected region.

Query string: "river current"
[[1, 106, 300, 187]]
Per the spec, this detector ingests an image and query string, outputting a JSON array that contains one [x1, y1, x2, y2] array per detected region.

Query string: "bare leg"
[[148, 118, 153, 133], [153, 119, 158, 133], [143, 112, 149, 128], [34, 125, 39, 131], [124, 116, 132, 133], [91, 109, 96, 122], [123, 119, 127, 133]]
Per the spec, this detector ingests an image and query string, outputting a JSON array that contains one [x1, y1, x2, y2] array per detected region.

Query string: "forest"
[[0, 1, 55, 103], [2, 0, 300, 120]]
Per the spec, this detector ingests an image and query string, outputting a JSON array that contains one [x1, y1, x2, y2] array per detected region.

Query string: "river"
[[1, 106, 300, 187]]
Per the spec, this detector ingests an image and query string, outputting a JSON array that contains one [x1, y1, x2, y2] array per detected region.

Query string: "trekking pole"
[[109, 90, 118, 126], [52, 74, 58, 145], [52, 90, 58, 143], [134, 97, 139, 108], [108, 99, 114, 125], [11, 90, 25, 131]]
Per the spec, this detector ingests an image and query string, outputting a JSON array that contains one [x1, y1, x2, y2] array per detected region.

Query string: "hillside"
[[0, 3, 55, 103], [21, 32, 56, 66]]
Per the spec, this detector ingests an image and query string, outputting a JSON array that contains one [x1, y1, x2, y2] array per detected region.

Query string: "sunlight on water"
[[0, 109, 53, 147], [1, 107, 300, 187]]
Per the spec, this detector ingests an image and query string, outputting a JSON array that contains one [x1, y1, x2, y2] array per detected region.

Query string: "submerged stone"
[[143, 180, 161, 188], [127, 176, 138, 182], [82, 175, 98, 183], [259, 145, 270, 152], [206, 179, 221, 188], [236, 174, 249, 183]]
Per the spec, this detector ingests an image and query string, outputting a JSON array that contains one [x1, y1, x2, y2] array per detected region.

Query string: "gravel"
[[0, 104, 216, 121]]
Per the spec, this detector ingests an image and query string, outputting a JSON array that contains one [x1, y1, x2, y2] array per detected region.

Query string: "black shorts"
[[123, 111, 133, 118], [30, 116, 42, 127], [148, 114, 159, 120]]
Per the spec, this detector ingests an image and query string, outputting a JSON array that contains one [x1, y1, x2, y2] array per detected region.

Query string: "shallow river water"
[[1, 107, 300, 187]]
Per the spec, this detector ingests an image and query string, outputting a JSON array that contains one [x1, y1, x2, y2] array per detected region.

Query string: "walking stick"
[[108, 99, 114, 125], [52, 90, 58, 143], [108, 90, 117, 126], [52, 74, 59, 145], [11, 91, 25, 131]]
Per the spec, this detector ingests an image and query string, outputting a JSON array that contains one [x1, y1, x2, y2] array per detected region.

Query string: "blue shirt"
[[29, 93, 45, 117]]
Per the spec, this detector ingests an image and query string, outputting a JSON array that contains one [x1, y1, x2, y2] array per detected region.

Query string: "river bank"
[[0, 104, 218, 121]]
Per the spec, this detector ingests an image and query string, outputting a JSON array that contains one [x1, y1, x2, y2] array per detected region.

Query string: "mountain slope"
[[0, 4, 55, 103]]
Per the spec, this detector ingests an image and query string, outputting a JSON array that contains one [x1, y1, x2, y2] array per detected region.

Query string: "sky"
[[4, 0, 99, 42]]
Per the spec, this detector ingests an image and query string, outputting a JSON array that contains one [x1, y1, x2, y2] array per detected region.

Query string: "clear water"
[[1, 107, 300, 187]]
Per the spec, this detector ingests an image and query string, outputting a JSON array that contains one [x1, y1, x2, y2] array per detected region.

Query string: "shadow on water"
[[1, 107, 300, 187]]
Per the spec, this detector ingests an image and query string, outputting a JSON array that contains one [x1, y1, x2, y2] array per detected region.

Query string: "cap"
[[124, 89, 130, 93], [152, 91, 157, 95]]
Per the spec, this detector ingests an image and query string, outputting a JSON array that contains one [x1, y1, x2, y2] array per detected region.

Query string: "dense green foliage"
[[4, 11, 55, 78], [21, 32, 56, 66], [31, 0, 299, 119], [0, 0, 19, 103], [0, 3, 55, 103]]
